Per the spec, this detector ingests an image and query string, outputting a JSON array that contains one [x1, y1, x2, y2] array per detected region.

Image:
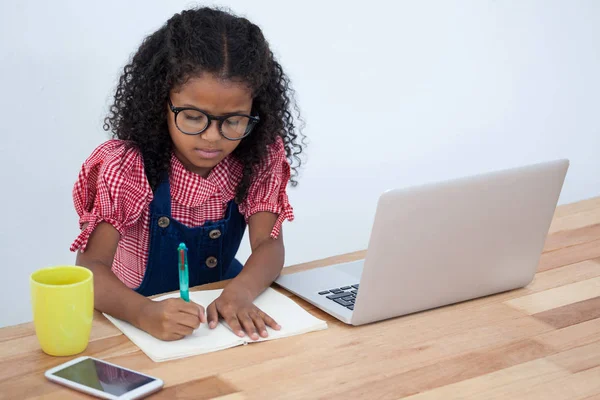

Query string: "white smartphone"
[[45, 356, 163, 399]]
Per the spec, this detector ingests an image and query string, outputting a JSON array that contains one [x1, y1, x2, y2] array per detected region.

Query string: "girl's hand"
[[139, 298, 206, 341], [207, 288, 281, 340]]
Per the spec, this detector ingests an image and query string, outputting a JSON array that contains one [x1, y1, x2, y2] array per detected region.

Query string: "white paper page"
[[104, 289, 241, 362], [221, 288, 328, 343], [104, 288, 328, 362]]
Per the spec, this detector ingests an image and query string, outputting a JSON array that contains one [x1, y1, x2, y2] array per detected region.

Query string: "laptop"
[[275, 159, 569, 325]]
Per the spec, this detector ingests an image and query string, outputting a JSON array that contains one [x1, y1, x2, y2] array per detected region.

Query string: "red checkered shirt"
[[70, 138, 294, 288]]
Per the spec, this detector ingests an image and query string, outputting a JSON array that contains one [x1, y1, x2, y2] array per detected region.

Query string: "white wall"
[[1, 0, 599, 327]]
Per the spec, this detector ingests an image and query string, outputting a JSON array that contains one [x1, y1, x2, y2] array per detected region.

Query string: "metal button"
[[157, 216, 170, 228], [209, 229, 222, 239], [205, 256, 218, 268]]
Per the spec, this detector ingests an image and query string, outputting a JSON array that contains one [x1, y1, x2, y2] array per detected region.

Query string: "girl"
[[70, 6, 304, 342]]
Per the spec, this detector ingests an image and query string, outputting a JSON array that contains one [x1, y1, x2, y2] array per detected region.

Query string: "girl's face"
[[167, 73, 253, 178]]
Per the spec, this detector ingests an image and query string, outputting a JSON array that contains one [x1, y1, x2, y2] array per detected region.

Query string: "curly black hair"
[[103, 6, 305, 203]]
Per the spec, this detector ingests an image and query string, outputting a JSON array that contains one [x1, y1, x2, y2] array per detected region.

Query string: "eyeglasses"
[[168, 98, 260, 140]]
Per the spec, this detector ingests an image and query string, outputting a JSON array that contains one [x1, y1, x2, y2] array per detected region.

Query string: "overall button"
[[209, 229, 221, 239], [157, 216, 170, 228], [205, 256, 218, 268]]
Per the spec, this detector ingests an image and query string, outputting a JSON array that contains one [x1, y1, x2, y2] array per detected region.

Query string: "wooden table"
[[1, 197, 600, 400]]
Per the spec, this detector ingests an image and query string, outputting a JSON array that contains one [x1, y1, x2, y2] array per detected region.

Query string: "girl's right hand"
[[138, 298, 206, 341]]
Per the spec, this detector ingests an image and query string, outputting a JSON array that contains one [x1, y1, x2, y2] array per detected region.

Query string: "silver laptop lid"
[[351, 159, 568, 325]]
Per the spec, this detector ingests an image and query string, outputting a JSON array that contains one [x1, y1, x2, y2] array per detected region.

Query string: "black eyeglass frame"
[[168, 98, 260, 141]]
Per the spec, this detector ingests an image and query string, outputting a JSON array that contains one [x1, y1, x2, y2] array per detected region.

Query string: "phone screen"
[[51, 358, 155, 397]]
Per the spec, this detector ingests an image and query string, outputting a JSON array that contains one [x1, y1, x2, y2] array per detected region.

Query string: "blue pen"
[[178, 243, 190, 302]]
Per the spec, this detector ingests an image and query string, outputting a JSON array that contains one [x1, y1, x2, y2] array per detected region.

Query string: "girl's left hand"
[[206, 288, 281, 340]]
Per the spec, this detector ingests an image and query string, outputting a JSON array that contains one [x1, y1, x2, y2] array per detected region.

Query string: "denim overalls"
[[135, 177, 246, 296]]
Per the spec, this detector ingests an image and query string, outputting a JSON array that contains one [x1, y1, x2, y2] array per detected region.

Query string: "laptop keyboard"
[[318, 284, 359, 311]]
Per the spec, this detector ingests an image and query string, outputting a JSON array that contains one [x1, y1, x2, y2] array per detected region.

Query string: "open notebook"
[[104, 287, 328, 362]]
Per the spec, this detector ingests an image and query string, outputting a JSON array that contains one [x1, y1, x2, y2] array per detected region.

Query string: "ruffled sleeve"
[[238, 137, 295, 239], [70, 140, 153, 252]]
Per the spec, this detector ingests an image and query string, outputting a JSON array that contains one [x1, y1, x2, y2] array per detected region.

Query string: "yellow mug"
[[30, 265, 94, 356]]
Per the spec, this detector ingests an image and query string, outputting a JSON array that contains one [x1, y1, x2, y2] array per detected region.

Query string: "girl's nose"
[[201, 120, 221, 142]]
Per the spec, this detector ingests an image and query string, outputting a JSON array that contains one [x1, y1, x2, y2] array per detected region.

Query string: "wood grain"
[[535, 317, 600, 352], [533, 296, 600, 329], [400, 359, 568, 400], [549, 206, 600, 233], [0, 196, 599, 399], [543, 223, 600, 252], [327, 339, 555, 399], [547, 340, 600, 373], [538, 238, 600, 272], [148, 375, 238, 400], [504, 276, 600, 314]]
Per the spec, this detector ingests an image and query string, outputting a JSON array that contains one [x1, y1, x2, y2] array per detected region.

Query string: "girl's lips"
[[194, 148, 222, 159]]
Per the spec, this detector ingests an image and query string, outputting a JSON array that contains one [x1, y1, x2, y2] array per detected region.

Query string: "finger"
[[258, 309, 281, 330], [178, 300, 203, 317], [173, 323, 194, 337], [239, 312, 259, 341], [225, 314, 245, 337], [180, 301, 207, 324], [250, 311, 268, 338], [176, 312, 200, 330], [207, 302, 219, 329], [198, 304, 207, 324], [161, 332, 184, 341]]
